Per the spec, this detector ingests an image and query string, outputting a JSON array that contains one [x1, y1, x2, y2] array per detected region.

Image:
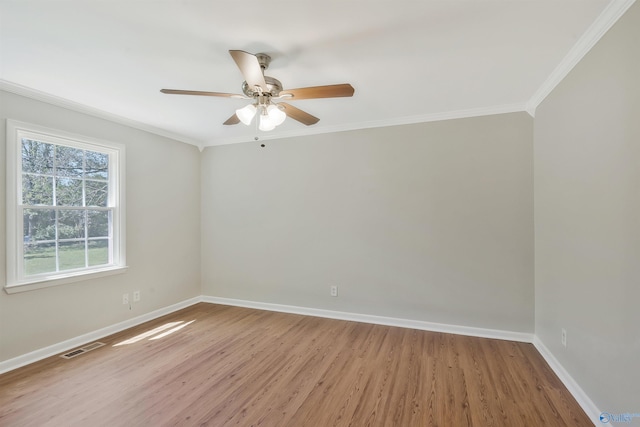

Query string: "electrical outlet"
[[122, 293, 129, 305], [330, 286, 338, 297], [561, 329, 567, 347], [133, 290, 141, 302]]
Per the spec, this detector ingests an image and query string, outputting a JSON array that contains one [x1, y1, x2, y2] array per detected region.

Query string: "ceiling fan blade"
[[223, 113, 240, 125], [279, 84, 354, 100], [279, 102, 319, 126], [161, 89, 245, 98], [229, 50, 268, 92]]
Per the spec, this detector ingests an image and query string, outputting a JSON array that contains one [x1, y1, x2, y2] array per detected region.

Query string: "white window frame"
[[5, 120, 126, 293]]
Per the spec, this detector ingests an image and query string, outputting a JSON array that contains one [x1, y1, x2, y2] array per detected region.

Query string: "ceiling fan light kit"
[[261, 104, 287, 129], [161, 50, 354, 132], [236, 95, 287, 131], [236, 104, 257, 125]]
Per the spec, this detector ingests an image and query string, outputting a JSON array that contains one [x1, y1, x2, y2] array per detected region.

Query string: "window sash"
[[5, 120, 126, 291], [18, 205, 114, 277]]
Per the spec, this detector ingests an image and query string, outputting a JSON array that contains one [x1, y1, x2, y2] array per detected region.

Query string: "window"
[[5, 120, 126, 293]]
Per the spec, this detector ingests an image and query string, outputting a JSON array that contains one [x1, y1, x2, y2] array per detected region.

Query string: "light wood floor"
[[0, 303, 593, 426]]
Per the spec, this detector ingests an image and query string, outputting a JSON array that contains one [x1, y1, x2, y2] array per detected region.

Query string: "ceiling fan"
[[161, 50, 355, 131]]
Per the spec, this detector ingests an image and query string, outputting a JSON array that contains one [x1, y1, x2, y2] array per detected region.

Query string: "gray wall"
[[534, 2, 640, 413], [201, 113, 534, 332], [0, 91, 201, 362], [3, 2, 637, 412]]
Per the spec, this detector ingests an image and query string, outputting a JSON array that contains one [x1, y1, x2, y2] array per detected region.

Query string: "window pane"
[[58, 210, 85, 239], [85, 180, 108, 207], [22, 139, 54, 175], [56, 177, 83, 206], [59, 242, 86, 271], [88, 210, 110, 237], [55, 146, 84, 178], [23, 209, 56, 242], [88, 239, 109, 266], [9, 122, 123, 287], [85, 151, 109, 180], [22, 174, 53, 205], [24, 242, 56, 276]]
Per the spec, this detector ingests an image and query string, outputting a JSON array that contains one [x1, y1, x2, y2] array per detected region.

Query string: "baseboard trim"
[[206, 297, 605, 423], [202, 296, 534, 343], [1, 293, 601, 426], [0, 296, 202, 375], [532, 336, 602, 424]]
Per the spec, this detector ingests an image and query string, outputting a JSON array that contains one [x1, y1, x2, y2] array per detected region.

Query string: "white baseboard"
[[0, 296, 202, 375], [1, 293, 602, 426], [202, 296, 535, 343], [206, 297, 607, 423], [532, 336, 603, 424]]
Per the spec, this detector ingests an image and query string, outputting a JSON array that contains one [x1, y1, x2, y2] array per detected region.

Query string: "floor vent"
[[60, 342, 106, 359]]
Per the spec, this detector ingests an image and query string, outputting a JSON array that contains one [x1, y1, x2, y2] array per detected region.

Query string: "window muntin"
[[6, 121, 125, 291]]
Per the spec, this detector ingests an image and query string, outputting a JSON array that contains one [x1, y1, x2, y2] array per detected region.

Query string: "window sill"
[[4, 266, 128, 294]]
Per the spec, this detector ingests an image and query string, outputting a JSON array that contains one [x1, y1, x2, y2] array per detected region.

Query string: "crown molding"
[[526, 0, 636, 115], [0, 80, 204, 148], [203, 103, 529, 147], [2, 78, 527, 149], [3, 2, 633, 148]]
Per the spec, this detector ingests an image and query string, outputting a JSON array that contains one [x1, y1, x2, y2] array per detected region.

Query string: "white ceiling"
[[0, 1, 632, 147]]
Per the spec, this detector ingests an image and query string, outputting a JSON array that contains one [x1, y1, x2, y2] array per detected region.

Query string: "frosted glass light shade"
[[267, 104, 286, 126], [259, 113, 276, 131], [236, 104, 257, 125]]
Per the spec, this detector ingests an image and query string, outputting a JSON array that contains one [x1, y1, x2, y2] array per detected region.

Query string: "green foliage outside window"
[[21, 139, 111, 276]]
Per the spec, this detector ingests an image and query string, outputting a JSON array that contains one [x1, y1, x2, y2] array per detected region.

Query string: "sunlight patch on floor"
[[149, 320, 196, 340], [113, 320, 195, 346]]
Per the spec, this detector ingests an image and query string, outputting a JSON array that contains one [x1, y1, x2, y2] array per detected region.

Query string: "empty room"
[[1, 1, 639, 426]]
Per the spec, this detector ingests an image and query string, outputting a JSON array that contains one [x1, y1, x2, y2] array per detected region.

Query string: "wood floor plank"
[[0, 303, 594, 426]]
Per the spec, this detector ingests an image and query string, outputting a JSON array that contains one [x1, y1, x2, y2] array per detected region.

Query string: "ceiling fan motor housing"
[[242, 76, 283, 98], [255, 53, 272, 70]]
